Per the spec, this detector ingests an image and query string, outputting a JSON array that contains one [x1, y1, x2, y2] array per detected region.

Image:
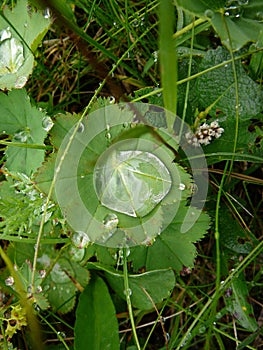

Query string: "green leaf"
[[87, 262, 175, 310], [224, 273, 258, 332], [0, 89, 47, 175], [40, 254, 90, 314], [74, 275, 120, 350], [203, 118, 263, 164], [176, 0, 263, 50], [196, 47, 263, 120], [129, 206, 210, 272], [0, 0, 51, 89]]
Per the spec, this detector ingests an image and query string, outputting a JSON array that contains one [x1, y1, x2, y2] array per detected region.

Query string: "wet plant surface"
[[0, 1, 262, 349]]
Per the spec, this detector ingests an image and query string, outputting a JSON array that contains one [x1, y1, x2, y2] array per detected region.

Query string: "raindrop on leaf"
[[0, 37, 24, 75]]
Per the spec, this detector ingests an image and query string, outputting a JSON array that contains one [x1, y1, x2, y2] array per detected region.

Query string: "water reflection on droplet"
[[109, 96, 115, 104]]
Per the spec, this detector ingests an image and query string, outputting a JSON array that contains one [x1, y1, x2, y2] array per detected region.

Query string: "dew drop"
[[204, 9, 214, 19], [77, 122, 85, 133], [103, 213, 119, 230], [105, 132, 111, 139], [43, 8, 51, 19], [13, 129, 29, 143], [123, 288, 132, 296], [256, 11, 263, 20], [42, 116, 53, 132], [198, 326, 206, 334], [123, 122, 130, 128], [5, 276, 14, 286], [109, 96, 115, 104], [237, 0, 249, 5], [179, 183, 185, 191], [0, 28, 12, 41], [15, 76, 27, 89], [71, 231, 91, 249]]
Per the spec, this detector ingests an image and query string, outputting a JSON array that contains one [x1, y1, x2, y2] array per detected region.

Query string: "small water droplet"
[[43, 8, 51, 19], [5, 276, 14, 286], [109, 96, 115, 104], [105, 132, 111, 139], [152, 51, 158, 62], [179, 183, 185, 190], [204, 9, 214, 19], [80, 175, 85, 179], [42, 116, 53, 132], [132, 19, 139, 27], [123, 122, 130, 128], [103, 213, 119, 230], [13, 129, 29, 143], [15, 76, 27, 88], [71, 231, 91, 249], [237, 0, 249, 5], [24, 22, 28, 28], [0, 28, 12, 41], [77, 122, 85, 133], [198, 326, 206, 334], [27, 285, 32, 294], [256, 11, 263, 20], [123, 288, 132, 296]]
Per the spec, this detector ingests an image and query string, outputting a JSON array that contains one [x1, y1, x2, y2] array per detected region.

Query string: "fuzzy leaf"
[[74, 275, 120, 350], [196, 47, 263, 120], [0, 89, 47, 175], [0, 0, 51, 89], [87, 262, 175, 310]]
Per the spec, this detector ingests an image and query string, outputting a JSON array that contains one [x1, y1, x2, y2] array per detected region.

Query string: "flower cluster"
[[186, 120, 224, 147]]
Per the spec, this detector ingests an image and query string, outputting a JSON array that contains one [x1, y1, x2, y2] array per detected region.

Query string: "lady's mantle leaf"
[[74, 275, 120, 350], [0, 89, 47, 175], [129, 206, 210, 272], [87, 262, 175, 310], [196, 47, 263, 120]]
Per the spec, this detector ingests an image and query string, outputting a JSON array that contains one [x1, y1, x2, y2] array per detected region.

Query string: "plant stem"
[[123, 247, 141, 350]]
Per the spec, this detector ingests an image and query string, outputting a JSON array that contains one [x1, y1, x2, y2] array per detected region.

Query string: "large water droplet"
[[43, 8, 51, 19], [0, 37, 24, 75], [51, 263, 69, 283], [94, 149, 172, 217], [71, 231, 91, 248]]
